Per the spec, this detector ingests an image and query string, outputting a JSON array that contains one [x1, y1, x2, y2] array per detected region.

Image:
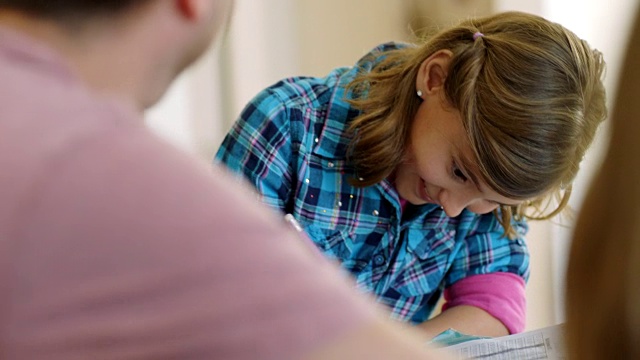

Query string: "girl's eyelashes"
[[451, 160, 468, 182]]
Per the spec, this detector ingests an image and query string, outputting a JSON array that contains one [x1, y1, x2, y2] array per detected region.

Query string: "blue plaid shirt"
[[216, 43, 530, 324]]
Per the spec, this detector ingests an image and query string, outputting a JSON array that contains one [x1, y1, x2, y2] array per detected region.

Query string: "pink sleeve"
[[442, 272, 526, 334]]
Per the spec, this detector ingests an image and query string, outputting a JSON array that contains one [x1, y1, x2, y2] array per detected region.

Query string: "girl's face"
[[393, 91, 521, 217]]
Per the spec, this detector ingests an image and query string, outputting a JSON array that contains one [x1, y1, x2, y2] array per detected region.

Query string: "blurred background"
[[146, 0, 638, 331]]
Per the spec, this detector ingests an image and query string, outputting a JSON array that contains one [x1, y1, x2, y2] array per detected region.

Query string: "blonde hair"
[[565, 9, 640, 360], [347, 11, 607, 238]]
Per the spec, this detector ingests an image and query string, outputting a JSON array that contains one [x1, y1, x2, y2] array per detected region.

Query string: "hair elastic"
[[473, 32, 484, 40]]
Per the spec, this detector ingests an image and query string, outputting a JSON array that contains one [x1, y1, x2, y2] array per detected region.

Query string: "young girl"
[[216, 11, 606, 338]]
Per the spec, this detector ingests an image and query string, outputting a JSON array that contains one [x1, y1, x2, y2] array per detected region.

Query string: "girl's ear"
[[415, 50, 454, 97]]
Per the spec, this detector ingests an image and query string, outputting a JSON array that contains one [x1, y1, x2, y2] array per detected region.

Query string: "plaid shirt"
[[216, 43, 530, 324]]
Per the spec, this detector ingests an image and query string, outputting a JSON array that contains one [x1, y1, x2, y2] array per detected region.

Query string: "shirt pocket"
[[304, 223, 353, 261], [296, 153, 356, 263], [391, 229, 456, 297], [296, 153, 359, 232]]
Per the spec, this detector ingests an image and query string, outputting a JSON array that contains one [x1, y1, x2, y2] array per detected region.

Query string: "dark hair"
[[0, 0, 147, 19]]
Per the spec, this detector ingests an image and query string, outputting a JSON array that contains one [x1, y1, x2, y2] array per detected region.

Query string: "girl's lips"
[[419, 180, 437, 204]]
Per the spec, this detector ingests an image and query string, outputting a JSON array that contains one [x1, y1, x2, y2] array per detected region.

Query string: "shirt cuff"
[[442, 272, 526, 334]]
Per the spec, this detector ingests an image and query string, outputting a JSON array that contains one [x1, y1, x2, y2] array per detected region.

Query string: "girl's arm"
[[215, 86, 295, 212], [417, 305, 508, 339], [432, 217, 530, 337]]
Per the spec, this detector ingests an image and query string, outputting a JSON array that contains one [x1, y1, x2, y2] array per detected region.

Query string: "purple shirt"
[[0, 26, 376, 359]]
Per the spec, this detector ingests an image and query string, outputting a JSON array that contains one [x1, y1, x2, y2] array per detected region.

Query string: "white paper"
[[446, 324, 566, 360]]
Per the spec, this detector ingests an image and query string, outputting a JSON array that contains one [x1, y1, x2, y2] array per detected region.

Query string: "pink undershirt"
[[399, 198, 526, 334], [443, 273, 526, 334]]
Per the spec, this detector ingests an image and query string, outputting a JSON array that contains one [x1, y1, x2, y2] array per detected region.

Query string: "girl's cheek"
[[467, 203, 499, 215]]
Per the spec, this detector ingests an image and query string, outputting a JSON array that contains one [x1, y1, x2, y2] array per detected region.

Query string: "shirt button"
[[373, 254, 386, 266], [373, 210, 379, 216], [328, 162, 335, 168]]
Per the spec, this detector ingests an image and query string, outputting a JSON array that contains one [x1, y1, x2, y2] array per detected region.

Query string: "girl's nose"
[[440, 192, 468, 217]]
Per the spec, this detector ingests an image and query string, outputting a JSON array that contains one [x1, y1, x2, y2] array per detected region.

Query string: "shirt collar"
[[312, 42, 411, 161]]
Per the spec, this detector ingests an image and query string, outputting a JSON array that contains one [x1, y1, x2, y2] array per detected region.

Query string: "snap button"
[[373, 254, 386, 266]]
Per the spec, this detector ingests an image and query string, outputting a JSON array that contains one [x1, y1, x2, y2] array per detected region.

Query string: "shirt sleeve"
[[443, 215, 530, 332], [442, 272, 527, 334], [215, 87, 295, 212]]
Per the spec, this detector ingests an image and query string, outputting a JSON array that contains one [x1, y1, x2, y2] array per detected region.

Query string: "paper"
[[445, 324, 566, 360]]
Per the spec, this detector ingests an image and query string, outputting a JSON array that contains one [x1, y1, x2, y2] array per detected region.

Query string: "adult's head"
[[0, 1, 150, 19], [349, 11, 606, 237], [565, 8, 640, 360], [0, 0, 233, 109]]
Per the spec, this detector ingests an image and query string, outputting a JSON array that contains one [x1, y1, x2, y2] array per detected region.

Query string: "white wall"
[[545, 0, 638, 323], [497, 0, 638, 324], [145, 36, 226, 159]]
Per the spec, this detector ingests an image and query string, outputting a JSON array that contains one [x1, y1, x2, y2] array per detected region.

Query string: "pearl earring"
[[417, 90, 423, 97]]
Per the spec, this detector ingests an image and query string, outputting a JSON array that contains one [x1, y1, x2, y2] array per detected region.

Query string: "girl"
[[216, 11, 607, 338]]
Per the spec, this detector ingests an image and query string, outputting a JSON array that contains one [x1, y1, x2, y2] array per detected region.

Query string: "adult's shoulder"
[[7, 113, 382, 358]]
